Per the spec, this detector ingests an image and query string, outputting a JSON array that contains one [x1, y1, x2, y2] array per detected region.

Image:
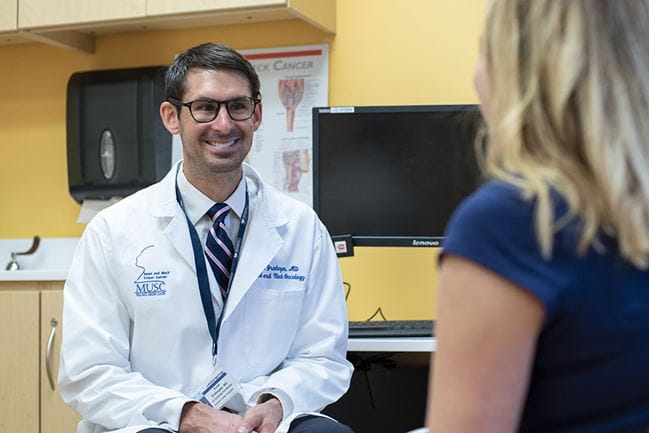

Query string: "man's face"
[[164, 68, 262, 179]]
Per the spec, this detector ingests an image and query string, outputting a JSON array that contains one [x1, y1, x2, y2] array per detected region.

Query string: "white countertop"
[[348, 337, 436, 352], [0, 270, 68, 281], [0, 237, 78, 279]]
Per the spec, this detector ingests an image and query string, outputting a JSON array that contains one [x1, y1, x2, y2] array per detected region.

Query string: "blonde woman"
[[426, 1, 649, 432]]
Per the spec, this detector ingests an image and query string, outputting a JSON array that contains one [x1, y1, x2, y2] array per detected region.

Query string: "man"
[[59, 42, 354, 433]]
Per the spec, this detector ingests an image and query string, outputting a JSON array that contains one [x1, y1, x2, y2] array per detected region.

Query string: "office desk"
[[348, 337, 436, 353], [328, 338, 433, 432]]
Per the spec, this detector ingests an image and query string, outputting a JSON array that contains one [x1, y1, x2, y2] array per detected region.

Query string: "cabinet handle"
[[46, 318, 58, 391]]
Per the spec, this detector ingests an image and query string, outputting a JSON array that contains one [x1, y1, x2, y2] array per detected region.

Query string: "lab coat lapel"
[[153, 162, 196, 273], [163, 209, 196, 273], [222, 169, 284, 322]]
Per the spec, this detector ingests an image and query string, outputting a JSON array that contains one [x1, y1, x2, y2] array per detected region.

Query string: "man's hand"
[[179, 401, 246, 433], [238, 396, 283, 433]]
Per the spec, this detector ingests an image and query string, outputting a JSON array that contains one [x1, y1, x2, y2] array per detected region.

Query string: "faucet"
[[5, 236, 40, 270]]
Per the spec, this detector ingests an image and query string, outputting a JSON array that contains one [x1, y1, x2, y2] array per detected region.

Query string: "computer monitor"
[[312, 104, 483, 247]]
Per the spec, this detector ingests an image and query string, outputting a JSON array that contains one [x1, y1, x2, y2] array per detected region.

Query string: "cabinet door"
[[41, 287, 81, 433], [0, 0, 17, 32], [146, 0, 284, 17], [19, 0, 145, 29], [0, 288, 39, 433]]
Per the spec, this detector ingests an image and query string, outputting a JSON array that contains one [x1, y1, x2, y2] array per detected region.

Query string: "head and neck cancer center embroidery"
[[133, 245, 170, 297]]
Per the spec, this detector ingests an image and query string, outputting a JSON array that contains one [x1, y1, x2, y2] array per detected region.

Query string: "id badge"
[[192, 366, 242, 410]]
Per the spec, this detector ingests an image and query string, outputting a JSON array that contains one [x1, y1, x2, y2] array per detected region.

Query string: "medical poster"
[[242, 44, 329, 207]]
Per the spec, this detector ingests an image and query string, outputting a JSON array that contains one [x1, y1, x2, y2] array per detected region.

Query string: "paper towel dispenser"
[[67, 66, 173, 203]]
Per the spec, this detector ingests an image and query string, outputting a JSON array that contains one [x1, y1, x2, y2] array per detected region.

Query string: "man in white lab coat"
[[59, 42, 354, 433]]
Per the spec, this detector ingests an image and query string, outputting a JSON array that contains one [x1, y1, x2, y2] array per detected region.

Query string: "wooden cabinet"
[[41, 285, 82, 433], [0, 0, 17, 32], [145, 0, 335, 33], [0, 281, 80, 433], [146, 0, 283, 16], [18, 0, 145, 29], [0, 284, 39, 433], [12, 0, 334, 53]]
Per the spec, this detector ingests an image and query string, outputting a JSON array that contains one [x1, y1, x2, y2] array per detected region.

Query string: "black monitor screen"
[[313, 105, 483, 247]]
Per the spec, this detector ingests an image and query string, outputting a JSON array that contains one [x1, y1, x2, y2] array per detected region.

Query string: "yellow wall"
[[0, 0, 486, 319]]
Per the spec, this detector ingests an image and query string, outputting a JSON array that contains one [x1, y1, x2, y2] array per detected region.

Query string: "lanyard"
[[174, 168, 249, 361]]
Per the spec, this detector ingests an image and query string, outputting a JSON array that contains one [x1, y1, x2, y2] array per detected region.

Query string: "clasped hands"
[[179, 396, 283, 433]]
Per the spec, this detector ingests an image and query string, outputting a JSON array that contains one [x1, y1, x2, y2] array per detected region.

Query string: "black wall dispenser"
[[66, 66, 172, 203]]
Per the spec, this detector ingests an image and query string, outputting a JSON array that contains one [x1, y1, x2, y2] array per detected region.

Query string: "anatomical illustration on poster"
[[242, 44, 329, 207]]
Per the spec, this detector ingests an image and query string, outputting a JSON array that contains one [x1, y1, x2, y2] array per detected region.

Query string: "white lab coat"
[[59, 162, 353, 433]]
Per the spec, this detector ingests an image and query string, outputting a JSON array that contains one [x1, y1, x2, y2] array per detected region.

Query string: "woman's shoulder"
[[442, 179, 561, 279], [442, 181, 574, 317], [447, 180, 534, 233]]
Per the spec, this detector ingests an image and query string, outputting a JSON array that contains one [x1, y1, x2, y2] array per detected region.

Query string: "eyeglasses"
[[168, 96, 261, 122]]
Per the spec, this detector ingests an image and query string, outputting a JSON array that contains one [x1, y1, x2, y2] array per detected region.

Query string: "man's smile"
[[202, 136, 240, 149]]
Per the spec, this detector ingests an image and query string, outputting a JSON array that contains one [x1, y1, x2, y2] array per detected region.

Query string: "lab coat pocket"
[[243, 287, 305, 369]]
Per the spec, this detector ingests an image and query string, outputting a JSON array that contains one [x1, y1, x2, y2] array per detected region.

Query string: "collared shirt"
[[176, 164, 246, 306], [176, 165, 246, 246]]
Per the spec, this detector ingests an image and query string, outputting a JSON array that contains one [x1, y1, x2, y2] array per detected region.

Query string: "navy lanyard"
[[174, 170, 249, 360]]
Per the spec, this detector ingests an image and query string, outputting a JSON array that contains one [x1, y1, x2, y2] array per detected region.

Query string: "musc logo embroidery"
[[133, 245, 170, 297]]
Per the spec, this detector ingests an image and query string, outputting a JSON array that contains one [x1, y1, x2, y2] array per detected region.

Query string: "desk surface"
[[348, 337, 436, 352]]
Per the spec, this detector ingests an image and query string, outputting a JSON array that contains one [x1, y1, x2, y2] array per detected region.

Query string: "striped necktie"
[[204, 203, 235, 299]]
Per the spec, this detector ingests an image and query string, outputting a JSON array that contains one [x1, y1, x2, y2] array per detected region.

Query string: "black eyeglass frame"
[[168, 96, 261, 123]]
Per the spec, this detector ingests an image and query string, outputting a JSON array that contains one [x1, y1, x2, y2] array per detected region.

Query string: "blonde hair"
[[482, 0, 649, 268]]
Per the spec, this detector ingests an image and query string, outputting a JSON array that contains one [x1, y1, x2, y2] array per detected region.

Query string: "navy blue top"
[[442, 180, 649, 433]]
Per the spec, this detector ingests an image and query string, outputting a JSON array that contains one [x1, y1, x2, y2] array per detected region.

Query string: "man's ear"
[[252, 101, 262, 132], [160, 101, 180, 134]]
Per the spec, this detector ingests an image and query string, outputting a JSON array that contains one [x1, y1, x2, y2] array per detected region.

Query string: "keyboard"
[[348, 320, 435, 338]]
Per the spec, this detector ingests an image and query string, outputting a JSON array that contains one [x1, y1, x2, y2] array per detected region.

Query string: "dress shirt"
[[176, 164, 246, 306], [176, 165, 246, 246]]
